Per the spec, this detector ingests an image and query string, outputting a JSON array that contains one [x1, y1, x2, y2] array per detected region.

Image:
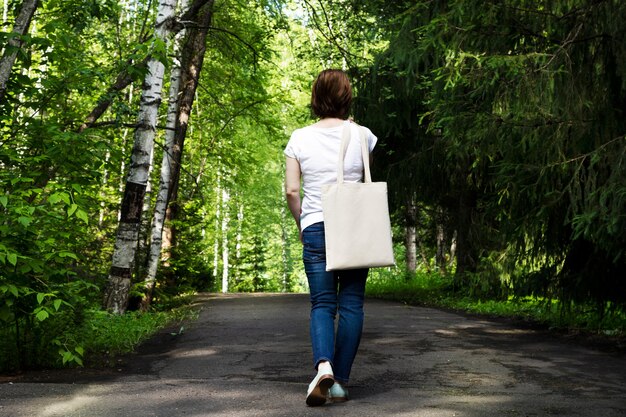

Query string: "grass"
[[0, 294, 199, 372], [81, 303, 198, 362], [366, 269, 626, 339]]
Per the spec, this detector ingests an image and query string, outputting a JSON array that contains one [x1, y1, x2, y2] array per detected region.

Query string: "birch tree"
[[0, 0, 39, 102], [221, 188, 230, 293], [213, 164, 221, 280], [141, 0, 190, 309], [104, 0, 178, 314], [156, 0, 215, 288], [140, 0, 214, 306]]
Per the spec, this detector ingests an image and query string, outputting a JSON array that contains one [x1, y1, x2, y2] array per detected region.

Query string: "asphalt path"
[[1, 293, 625, 417]]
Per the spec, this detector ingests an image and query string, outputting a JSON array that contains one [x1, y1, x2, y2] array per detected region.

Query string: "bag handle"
[[338, 123, 372, 184]]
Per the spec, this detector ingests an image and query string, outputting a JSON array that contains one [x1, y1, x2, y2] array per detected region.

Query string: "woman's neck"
[[313, 117, 345, 128]]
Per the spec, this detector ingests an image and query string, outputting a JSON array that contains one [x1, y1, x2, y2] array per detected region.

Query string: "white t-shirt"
[[284, 120, 378, 231]]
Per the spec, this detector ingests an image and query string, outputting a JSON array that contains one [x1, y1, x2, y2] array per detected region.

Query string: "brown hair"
[[311, 69, 352, 119]]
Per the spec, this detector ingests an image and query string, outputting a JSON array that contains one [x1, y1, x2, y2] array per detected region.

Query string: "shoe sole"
[[329, 396, 348, 403], [306, 374, 334, 406]]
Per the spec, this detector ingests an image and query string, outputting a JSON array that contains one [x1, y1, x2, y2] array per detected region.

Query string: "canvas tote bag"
[[321, 124, 394, 271]]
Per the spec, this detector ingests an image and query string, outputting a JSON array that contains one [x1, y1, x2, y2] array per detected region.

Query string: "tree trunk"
[[103, 0, 177, 314], [0, 0, 39, 102], [449, 230, 457, 270], [158, 0, 215, 290], [236, 202, 243, 260], [435, 207, 449, 273], [3, 0, 8, 24], [454, 190, 478, 282], [404, 202, 417, 274], [140, 0, 190, 310], [134, 146, 155, 283], [221, 188, 230, 293], [213, 165, 221, 280]]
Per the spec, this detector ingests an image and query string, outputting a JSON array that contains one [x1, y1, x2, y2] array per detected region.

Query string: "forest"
[[1, 0, 624, 371]]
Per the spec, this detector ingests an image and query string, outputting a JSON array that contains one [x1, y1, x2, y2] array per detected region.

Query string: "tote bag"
[[321, 124, 394, 271]]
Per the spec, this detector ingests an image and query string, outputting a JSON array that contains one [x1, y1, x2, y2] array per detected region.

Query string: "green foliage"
[[355, 0, 626, 311], [367, 271, 626, 336]]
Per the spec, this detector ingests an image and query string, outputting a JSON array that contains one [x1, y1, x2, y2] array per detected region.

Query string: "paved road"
[[1, 293, 625, 417]]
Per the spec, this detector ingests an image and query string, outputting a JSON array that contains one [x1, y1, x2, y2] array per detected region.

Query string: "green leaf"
[[76, 209, 89, 224], [0, 195, 7, 207], [49, 193, 61, 204], [59, 251, 78, 260], [60, 192, 71, 205], [53, 299, 62, 311], [8, 285, 18, 297], [7, 253, 17, 266], [75, 346, 84, 356], [37, 292, 45, 304], [67, 204, 78, 217], [71, 184, 83, 193], [18, 216, 32, 227], [36, 309, 49, 321]]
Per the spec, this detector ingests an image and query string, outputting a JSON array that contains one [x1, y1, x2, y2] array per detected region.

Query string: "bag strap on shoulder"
[[338, 123, 372, 184]]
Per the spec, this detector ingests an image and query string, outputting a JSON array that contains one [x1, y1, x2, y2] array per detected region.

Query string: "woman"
[[284, 69, 377, 406]]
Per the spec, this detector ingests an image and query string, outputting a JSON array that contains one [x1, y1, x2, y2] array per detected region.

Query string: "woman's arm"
[[285, 156, 302, 238]]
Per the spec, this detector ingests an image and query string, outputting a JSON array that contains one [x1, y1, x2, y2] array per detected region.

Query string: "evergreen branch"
[[545, 135, 625, 168]]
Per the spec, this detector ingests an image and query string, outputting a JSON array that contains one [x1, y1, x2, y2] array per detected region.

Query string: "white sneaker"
[[306, 362, 334, 406], [328, 382, 349, 402]]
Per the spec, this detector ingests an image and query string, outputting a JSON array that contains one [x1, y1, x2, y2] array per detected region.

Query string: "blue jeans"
[[302, 222, 368, 383]]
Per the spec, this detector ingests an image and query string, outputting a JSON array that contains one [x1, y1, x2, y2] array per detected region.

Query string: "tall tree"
[[104, 0, 178, 314], [141, 0, 191, 310], [156, 0, 214, 291]]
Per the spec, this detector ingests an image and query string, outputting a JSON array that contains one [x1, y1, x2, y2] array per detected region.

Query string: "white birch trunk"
[[104, 0, 177, 314], [136, 145, 155, 275], [141, 0, 189, 307], [236, 202, 243, 260], [0, 0, 39, 101], [3, 0, 8, 23], [221, 188, 230, 293], [213, 165, 221, 280]]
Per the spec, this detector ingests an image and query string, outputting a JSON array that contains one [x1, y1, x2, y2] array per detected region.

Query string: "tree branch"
[[207, 26, 259, 63], [78, 57, 150, 133], [301, 0, 362, 66]]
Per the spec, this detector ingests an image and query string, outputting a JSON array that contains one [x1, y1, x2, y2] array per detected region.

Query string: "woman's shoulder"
[[353, 122, 373, 134], [290, 123, 317, 137]]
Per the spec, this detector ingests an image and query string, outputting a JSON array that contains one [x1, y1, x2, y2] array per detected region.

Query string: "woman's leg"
[[333, 268, 368, 383], [302, 222, 336, 370]]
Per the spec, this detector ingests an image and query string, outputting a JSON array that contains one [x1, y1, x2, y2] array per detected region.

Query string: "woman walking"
[[284, 69, 377, 406]]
